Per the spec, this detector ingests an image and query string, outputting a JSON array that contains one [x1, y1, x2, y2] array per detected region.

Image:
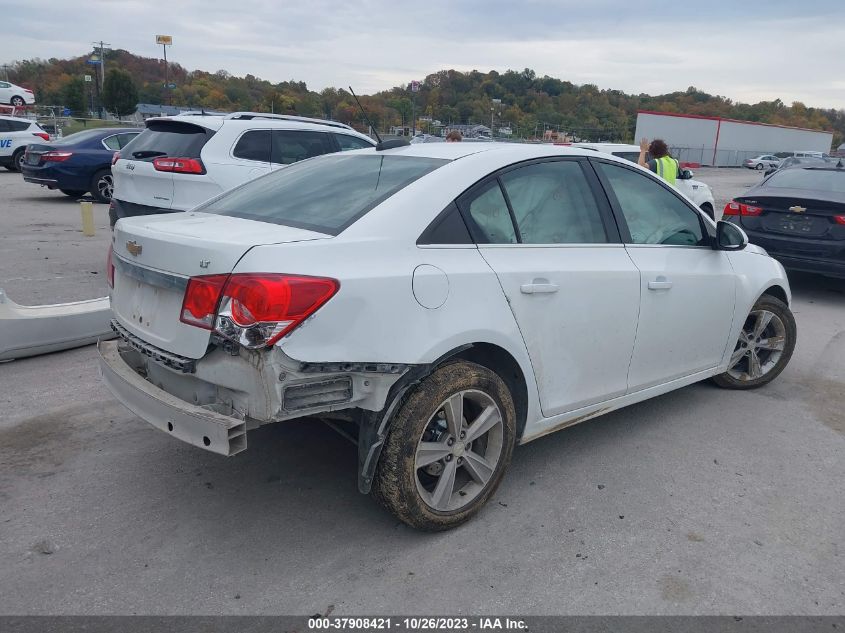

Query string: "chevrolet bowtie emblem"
[[789, 205, 807, 214], [126, 240, 142, 256]]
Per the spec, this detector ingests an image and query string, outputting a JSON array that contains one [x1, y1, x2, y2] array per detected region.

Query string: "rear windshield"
[[765, 168, 845, 193], [198, 154, 448, 234], [121, 121, 214, 161]]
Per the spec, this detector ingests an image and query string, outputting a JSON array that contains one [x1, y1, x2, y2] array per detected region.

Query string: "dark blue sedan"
[[21, 127, 140, 202]]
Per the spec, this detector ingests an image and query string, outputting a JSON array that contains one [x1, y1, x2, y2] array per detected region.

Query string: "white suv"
[[110, 113, 375, 225], [0, 115, 49, 171]]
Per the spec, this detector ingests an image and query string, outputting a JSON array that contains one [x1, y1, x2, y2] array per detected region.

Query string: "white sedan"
[[0, 81, 36, 107], [100, 142, 796, 530], [744, 155, 781, 170]]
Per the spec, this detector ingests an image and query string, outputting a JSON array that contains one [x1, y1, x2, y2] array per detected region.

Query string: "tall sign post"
[[410, 80, 420, 137], [156, 35, 173, 105]]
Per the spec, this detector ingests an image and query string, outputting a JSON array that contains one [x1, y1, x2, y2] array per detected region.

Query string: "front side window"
[[464, 181, 518, 244], [500, 160, 607, 244], [596, 162, 706, 246], [271, 130, 334, 164], [233, 130, 271, 162], [199, 154, 447, 234]]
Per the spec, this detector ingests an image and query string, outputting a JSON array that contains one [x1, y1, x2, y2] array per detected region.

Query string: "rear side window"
[[199, 154, 447, 234], [122, 121, 214, 161], [7, 120, 30, 132], [233, 130, 271, 162], [334, 134, 374, 151], [463, 181, 518, 244], [500, 161, 607, 244], [117, 133, 138, 148], [102, 135, 121, 150], [271, 130, 334, 164], [0, 120, 9, 132]]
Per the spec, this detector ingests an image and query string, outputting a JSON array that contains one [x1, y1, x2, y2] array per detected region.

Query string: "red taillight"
[[153, 156, 204, 174], [107, 245, 115, 288], [834, 215, 845, 225], [24, 88, 34, 94], [32, 132, 49, 141], [112, 151, 120, 166], [41, 150, 73, 162], [723, 201, 763, 216], [179, 273, 340, 348], [180, 275, 229, 329]]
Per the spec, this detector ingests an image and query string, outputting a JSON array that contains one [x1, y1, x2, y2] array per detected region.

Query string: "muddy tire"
[[372, 360, 516, 531], [712, 295, 796, 389]]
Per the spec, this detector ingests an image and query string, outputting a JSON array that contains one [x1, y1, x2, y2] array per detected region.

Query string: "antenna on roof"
[[348, 86, 381, 144], [348, 87, 409, 151]]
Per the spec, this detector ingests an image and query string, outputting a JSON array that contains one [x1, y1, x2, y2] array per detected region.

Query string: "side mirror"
[[716, 220, 749, 251]]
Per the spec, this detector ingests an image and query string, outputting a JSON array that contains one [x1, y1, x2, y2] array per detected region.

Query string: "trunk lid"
[[111, 212, 332, 359], [736, 192, 845, 241], [23, 143, 57, 166]]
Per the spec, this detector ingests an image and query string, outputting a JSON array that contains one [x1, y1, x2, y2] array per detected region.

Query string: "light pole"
[[156, 35, 173, 105]]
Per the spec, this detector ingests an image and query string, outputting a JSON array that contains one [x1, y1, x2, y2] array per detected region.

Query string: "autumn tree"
[[102, 68, 139, 118]]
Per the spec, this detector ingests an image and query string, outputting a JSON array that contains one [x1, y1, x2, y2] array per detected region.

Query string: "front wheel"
[[90, 169, 113, 203], [372, 360, 516, 531], [755, 163, 764, 170], [712, 295, 796, 389]]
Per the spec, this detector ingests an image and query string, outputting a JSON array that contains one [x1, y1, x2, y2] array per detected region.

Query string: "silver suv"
[[110, 112, 375, 225]]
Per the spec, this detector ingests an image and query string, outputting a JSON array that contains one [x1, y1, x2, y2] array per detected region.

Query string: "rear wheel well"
[[761, 285, 788, 305], [451, 343, 529, 441]]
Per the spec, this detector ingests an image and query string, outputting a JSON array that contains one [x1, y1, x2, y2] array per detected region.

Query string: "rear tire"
[[10, 96, 25, 107], [8, 148, 25, 172], [60, 189, 86, 197], [90, 169, 113, 203], [372, 360, 516, 531], [712, 295, 796, 389]]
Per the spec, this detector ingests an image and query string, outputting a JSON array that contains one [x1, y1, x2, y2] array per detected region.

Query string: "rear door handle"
[[648, 277, 673, 291], [520, 281, 559, 294]]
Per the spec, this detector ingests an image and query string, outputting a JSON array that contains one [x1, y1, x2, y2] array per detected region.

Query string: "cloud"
[[2, 0, 844, 108]]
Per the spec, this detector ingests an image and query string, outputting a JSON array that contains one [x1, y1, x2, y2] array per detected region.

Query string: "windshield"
[[765, 168, 845, 193], [199, 153, 448, 234]]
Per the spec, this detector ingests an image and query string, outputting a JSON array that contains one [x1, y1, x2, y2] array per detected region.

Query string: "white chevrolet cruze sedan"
[[100, 142, 796, 530]]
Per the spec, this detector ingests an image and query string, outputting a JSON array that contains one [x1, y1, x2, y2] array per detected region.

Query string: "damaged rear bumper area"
[[99, 340, 248, 456], [98, 329, 410, 456]]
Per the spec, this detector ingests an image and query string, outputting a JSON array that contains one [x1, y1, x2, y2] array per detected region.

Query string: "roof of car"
[[0, 115, 36, 123], [572, 142, 640, 152], [145, 114, 368, 138], [370, 141, 603, 162]]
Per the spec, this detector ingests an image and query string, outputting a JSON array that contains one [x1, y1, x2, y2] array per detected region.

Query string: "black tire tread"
[[712, 295, 796, 390], [372, 360, 516, 531]]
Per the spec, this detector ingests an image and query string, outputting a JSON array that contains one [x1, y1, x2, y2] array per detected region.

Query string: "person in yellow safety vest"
[[638, 138, 679, 185]]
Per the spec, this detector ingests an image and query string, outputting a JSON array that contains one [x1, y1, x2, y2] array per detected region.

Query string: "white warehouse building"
[[634, 110, 834, 167]]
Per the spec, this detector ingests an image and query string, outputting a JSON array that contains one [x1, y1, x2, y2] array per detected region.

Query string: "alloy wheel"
[[726, 309, 787, 381], [97, 174, 114, 201], [414, 389, 504, 512]]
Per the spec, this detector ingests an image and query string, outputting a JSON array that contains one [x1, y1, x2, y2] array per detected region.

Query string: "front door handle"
[[520, 281, 559, 294], [648, 277, 673, 291]]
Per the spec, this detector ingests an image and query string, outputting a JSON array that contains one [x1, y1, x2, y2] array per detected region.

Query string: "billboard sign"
[[156, 35, 173, 45]]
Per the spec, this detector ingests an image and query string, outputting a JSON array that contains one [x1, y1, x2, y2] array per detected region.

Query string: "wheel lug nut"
[[459, 431, 466, 439], [447, 438, 454, 446], [445, 454, 453, 461]]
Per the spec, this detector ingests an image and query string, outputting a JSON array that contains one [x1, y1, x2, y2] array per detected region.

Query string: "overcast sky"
[[3, 0, 844, 109]]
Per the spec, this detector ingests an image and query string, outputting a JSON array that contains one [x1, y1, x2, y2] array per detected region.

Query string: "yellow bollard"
[[80, 200, 95, 237]]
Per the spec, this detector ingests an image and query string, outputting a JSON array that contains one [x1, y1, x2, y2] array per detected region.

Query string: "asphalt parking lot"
[[1, 167, 843, 615]]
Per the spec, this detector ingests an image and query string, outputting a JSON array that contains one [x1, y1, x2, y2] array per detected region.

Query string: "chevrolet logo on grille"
[[126, 241, 142, 256], [789, 205, 807, 214]]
